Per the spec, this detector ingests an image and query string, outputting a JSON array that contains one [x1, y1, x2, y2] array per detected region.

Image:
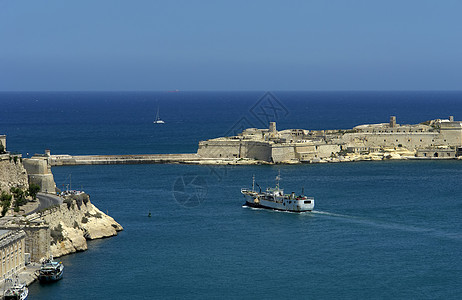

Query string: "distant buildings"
[[197, 117, 462, 162]]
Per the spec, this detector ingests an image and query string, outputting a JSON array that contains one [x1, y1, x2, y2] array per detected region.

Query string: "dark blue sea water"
[[1, 91, 462, 299]]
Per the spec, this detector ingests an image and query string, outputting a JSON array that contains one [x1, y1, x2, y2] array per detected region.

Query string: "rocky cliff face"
[[0, 155, 28, 192], [40, 194, 123, 258]]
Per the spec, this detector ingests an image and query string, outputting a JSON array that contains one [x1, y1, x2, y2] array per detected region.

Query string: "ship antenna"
[[276, 170, 281, 190], [252, 175, 255, 192]]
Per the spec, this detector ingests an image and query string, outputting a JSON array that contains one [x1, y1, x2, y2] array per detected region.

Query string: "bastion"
[[197, 116, 462, 163]]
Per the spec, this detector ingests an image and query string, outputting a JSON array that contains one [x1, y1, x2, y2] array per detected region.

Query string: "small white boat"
[[241, 173, 314, 212], [3, 277, 28, 300], [153, 107, 165, 124]]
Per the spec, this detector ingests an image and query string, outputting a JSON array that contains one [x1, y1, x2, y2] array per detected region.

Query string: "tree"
[[10, 187, 27, 207], [28, 183, 41, 200], [0, 192, 12, 217]]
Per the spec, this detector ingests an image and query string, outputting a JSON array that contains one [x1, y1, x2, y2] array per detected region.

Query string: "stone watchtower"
[[269, 122, 277, 138], [390, 116, 397, 128]]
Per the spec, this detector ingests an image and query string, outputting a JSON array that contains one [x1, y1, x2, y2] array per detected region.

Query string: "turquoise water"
[[1, 91, 462, 299]]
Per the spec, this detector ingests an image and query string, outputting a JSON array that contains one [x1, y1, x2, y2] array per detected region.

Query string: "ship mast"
[[276, 170, 281, 190], [252, 174, 255, 192]]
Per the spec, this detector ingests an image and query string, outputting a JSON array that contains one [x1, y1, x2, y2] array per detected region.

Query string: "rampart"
[[23, 156, 56, 193], [196, 117, 462, 163]]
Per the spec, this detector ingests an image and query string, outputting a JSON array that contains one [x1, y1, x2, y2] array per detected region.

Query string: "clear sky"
[[1, 0, 461, 91]]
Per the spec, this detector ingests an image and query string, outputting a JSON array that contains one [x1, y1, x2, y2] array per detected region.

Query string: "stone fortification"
[[23, 155, 56, 193], [1, 193, 123, 261], [1, 223, 51, 264], [0, 154, 28, 192], [197, 117, 462, 163], [12, 193, 124, 259]]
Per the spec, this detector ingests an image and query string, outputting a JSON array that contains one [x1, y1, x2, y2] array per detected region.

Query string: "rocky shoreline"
[[38, 193, 123, 258]]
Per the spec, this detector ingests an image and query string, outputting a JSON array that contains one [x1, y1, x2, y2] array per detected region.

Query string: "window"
[[304, 200, 311, 204]]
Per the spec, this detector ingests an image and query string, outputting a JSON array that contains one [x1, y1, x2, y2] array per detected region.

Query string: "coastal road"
[[29, 193, 63, 215]]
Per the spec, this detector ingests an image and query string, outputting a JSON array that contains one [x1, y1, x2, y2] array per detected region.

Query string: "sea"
[[1, 91, 462, 299]]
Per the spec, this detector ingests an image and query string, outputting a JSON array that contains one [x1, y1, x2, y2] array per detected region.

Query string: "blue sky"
[[1, 0, 461, 91]]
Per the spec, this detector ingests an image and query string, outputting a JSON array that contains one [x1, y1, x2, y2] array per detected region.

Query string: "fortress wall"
[[295, 144, 341, 161], [23, 158, 48, 175], [243, 142, 271, 161], [28, 174, 56, 193], [316, 144, 342, 157], [440, 128, 462, 145], [23, 226, 50, 263], [197, 140, 241, 158], [343, 132, 442, 149], [0, 156, 28, 192], [22, 158, 56, 193], [271, 144, 296, 162]]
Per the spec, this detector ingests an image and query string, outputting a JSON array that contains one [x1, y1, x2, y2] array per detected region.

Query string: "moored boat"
[[38, 257, 64, 282], [241, 173, 314, 212], [3, 277, 28, 300]]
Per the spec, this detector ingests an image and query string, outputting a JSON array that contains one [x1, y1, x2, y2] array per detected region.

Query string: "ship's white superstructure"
[[241, 174, 314, 212]]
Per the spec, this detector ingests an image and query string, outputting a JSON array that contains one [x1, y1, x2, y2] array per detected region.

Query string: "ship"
[[3, 277, 28, 300], [38, 257, 64, 282], [241, 173, 314, 212]]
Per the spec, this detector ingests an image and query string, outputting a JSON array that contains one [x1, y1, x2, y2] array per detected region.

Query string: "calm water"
[[1, 91, 462, 299]]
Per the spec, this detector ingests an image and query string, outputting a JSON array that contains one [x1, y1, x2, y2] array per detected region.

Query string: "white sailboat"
[[153, 107, 165, 124]]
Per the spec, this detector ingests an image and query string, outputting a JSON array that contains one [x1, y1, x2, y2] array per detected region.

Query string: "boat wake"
[[313, 210, 462, 241]]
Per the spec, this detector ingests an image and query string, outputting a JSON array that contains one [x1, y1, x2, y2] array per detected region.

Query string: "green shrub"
[[50, 224, 64, 243], [0, 192, 12, 217], [28, 183, 41, 200]]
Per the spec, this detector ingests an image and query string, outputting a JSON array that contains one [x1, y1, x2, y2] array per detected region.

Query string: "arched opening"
[[434, 152, 439, 157]]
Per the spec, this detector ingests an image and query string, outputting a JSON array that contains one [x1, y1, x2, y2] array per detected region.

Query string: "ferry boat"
[[38, 257, 64, 282], [241, 173, 314, 212], [3, 277, 28, 300]]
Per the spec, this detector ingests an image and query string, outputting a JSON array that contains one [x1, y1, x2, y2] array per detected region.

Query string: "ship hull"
[[244, 200, 313, 212], [243, 191, 314, 212]]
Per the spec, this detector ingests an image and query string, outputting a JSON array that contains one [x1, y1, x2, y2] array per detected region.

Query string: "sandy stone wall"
[[22, 157, 56, 193], [0, 155, 28, 193]]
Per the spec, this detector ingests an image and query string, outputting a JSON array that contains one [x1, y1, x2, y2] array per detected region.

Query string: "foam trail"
[[313, 210, 462, 242]]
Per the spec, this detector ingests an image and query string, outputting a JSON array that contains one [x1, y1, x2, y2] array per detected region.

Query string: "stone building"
[[0, 229, 26, 282], [197, 116, 462, 162]]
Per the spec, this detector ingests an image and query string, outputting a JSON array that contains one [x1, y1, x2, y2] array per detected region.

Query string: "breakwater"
[[49, 153, 201, 166]]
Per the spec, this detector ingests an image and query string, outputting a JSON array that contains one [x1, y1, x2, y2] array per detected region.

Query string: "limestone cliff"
[[39, 194, 123, 258]]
